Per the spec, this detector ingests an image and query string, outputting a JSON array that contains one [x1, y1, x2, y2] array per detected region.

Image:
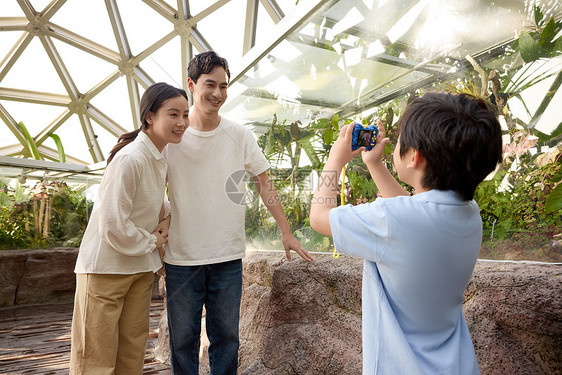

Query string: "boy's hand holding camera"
[[329, 119, 388, 168], [312, 119, 407, 236], [311, 120, 386, 236], [332, 119, 387, 166]]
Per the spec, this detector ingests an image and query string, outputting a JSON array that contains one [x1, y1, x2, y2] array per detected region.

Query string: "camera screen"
[[357, 129, 372, 147]]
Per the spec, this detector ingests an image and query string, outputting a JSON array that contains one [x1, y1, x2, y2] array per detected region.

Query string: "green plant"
[[0, 181, 35, 249], [475, 160, 562, 240], [511, 6, 562, 64], [46, 182, 92, 246], [17, 121, 66, 162], [0, 180, 92, 249]]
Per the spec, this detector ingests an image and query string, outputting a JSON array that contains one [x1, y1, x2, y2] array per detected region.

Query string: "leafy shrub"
[[0, 181, 92, 250], [475, 161, 562, 240]]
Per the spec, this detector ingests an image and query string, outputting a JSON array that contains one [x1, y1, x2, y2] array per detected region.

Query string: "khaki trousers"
[[70, 272, 154, 375]]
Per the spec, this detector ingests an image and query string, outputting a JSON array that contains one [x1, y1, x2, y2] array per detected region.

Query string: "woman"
[[70, 82, 189, 374]]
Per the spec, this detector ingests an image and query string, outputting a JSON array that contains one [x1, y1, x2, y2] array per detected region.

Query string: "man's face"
[[188, 66, 229, 114]]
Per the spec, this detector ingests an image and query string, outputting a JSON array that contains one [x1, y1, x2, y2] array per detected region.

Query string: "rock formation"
[[1, 248, 559, 374], [155, 252, 561, 375]]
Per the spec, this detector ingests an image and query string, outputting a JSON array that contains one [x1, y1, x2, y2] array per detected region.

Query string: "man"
[[164, 50, 313, 375]]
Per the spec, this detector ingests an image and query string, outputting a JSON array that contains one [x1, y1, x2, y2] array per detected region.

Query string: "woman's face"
[[145, 95, 189, 151]]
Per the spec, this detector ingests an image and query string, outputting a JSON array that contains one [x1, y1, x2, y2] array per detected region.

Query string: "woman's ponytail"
[[106, 128, 142, 165]]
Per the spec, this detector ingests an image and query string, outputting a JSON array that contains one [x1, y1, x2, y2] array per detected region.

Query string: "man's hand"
[[282, 232, 314, 262], [156, 265, 166, 277], [155, 215, 171, 238], [253, 172, 314, 262], [156, 244, 166, 277]]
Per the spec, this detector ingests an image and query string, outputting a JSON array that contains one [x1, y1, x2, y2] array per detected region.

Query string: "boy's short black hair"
[[398, 92, 503, 201], [188, 50, 230, 83]]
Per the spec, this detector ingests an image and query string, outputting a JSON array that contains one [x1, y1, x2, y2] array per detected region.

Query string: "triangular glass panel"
[[197, 0, 245, 67], [54, 114, 93, 164], [51, 38, 117, 96], [89, 75, 138, 133], [1, 37, 69, 95], [50, 0, 119, 52], [116, 0, 173, 58], [143, 37, 183, 88], [1, 2, 25, 16]]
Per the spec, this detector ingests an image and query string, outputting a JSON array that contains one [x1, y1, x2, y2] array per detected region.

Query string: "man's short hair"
[[398, 92, 503, 200], [188, 50, 230, 83]]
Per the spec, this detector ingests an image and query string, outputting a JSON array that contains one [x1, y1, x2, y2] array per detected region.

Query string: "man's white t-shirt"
[[164, 117, 270, 266], [330, 190, 481, 375]]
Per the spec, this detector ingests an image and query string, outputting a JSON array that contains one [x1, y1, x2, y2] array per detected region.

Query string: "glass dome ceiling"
[[1, 0, 561, 183]]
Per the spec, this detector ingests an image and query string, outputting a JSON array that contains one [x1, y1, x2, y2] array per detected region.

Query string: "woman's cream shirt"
[[74, 132, 166, 274]]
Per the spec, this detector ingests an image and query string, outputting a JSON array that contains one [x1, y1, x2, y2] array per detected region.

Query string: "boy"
[[164, 51, 313, 375], [310, 92, 503, 374]]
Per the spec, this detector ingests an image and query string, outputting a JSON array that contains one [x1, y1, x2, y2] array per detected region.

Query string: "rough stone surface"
[[0, 248, 78, 307], [238, 253, 363, 375], [156, 252, 561, 375], [463, 261, 562, 375], [0, 248, 162, 307], [1, 248, 559, 374]]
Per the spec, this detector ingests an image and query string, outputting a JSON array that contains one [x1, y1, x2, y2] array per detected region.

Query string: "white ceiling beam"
[[15, 0, 36, 21], [231, 0, 338, 84], [0, 17, 28, 31], [0, 144, 25, 156], [78, 113, 104, 162], [132, 30, 177, 64], [142, 0, 177, 22], [39, 35, 80, 100], [177, 0, 190, 20], [40, 0, 68, 21], [259, 0, 284, 23], [133, 66, 155, 89], [105, 0, 133, 61], [87, 104, 127, 138], [0, 103, 26, 145], [83, 70, 121, 102], [37, 145, 86, 164], [126, 76, 141, 129], [180, 35, 191, 95], [0, 87, 70, 106], [191, 0, 232, 24], [45, 22, 121, 65], [188, 28, 212, 52], [243, 0, 259, 55]]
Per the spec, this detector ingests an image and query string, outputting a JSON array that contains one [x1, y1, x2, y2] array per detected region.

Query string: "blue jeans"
[[165, 260, 242, 375]]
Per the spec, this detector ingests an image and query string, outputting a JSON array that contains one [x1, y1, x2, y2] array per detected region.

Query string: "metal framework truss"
[[1, 0, 560, 182], [0, 0, 290, 179]]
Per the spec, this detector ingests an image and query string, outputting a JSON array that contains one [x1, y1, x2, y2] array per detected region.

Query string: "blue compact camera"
[[351, 123, 378, 151]]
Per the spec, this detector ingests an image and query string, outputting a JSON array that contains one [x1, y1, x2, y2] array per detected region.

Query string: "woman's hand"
[[154, 229, 167, 248]]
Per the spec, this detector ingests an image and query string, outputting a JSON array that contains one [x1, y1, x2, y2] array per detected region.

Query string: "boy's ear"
[[407, 149, 426, 169]]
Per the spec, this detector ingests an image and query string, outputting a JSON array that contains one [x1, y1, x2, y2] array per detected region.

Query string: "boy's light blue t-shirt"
[[330, 190, 481, 375]]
